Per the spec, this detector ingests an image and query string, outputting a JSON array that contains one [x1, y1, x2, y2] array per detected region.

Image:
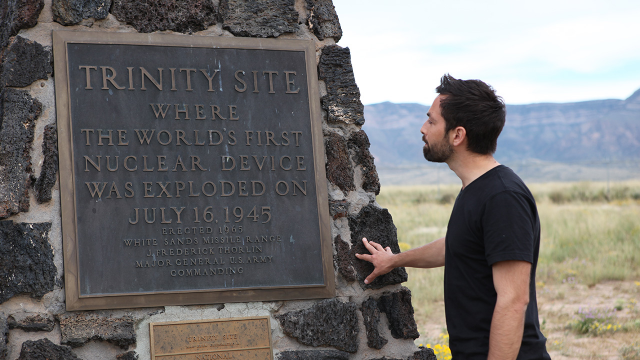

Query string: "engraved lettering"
[[173, 155, 187, 172], [285, 71, 300, 93], [157, 155, 168, 171], [234, 70, 246, 92], [221, 156, 235, 171], [125, 182, 134, 197], [144, 208, 156, 223], [209, 130, 223, 145], [150, 104, 171, 119], [86, 182, 107, 198], [200, 69, 219, 92], [160, 207, 172, 224], [143, 182, 154, 197], [135, 129, 155, 144], [296, 155, 306, 170], [97, 129, 113, 145], [143, 155, 155, 171], [101, 66, 125, 90], [292, 180, 307, 195], [174, 104, 190, 120], [276, 181, 289, 195], [117, 129, 128, 145], [229, 105, 239, 120], [176, 130, 192, 145], [129, 208, 139, 224], [140, 67, 163, 90], [84, 155, 101, 172], [263, 71, 278, 93], [180, 68, 196, 91], [79, 65, 97, 89], [81, 129, 93, 145], [106, 155, 119, 171], [251, 181, 265, 196], [195, 104, 206, 120]]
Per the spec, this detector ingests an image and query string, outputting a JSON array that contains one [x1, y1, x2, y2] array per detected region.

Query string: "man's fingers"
[[364, 270, 380, 284], [370, 241, 385, 252], [362, 237, 387, 253], [355, 253, 372, 262]]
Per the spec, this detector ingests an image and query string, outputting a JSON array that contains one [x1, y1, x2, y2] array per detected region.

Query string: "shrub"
[[568, 307, 620, 336]]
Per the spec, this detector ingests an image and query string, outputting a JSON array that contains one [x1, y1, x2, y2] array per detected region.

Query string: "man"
[[356, 75, 550, 360]]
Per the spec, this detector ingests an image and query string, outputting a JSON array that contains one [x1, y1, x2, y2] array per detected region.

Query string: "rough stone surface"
[[58, 313, 136, 349], [0, 0, 44, 50], [410, 347, 437, 360], [17, 338, 80, 360], [0, 89, 41, 219], [34, 124, 58, 203], [1, 36, 52, 88], [0, 313, 7, 360], [0, 221, 55, 304], [111, 0, 218, 34], [116, 351, 139, 360], [377, 289, 419, 340], [318, 45, 364, 125], [276, 298, 359, 353], [348, 205, 408, 289], [7, 312, 55, 332], [220, 0, 299, 38], [305, 0, 342, 41], [333, 235, 356, 282], [328, 199, 349, 219], [361, 297, 387, 349], [9, 313, 53, 332], [325, 132, 355, 193], [278, 350, 350, 360], [52, 0, 110, 26], [348, 130, 381, 195]]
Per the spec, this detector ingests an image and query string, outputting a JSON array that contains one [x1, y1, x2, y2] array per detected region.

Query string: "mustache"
[[422, 135, 428, 145]]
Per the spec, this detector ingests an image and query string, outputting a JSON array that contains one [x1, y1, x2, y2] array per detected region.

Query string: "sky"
[[331, 0, 640, 105]]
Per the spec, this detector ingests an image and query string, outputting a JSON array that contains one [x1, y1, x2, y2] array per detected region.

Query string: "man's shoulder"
[[462, 166, 534, 206]]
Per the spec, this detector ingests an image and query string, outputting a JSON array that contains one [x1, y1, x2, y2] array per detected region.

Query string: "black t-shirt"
[[444, 165, 550, 360]]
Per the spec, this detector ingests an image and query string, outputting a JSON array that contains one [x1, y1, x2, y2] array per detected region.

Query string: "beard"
[[422, 135, 453, 163]]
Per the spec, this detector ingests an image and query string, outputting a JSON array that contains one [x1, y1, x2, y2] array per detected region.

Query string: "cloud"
[[334, 0, 640, 105]]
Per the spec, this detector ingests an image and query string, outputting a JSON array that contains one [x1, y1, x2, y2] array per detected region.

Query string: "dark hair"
[[436, 74, 505, 155]]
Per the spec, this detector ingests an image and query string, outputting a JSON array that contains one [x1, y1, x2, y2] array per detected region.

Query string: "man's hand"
[[355, 236, 446, 284], [355, 238, 396, 284]]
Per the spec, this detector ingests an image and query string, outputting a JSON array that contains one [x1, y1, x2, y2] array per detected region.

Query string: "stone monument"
[[0, 0, 435, 359]]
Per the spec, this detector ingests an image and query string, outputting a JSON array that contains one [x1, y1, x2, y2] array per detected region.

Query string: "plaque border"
[[53, 30, 335, 311], [149, 316, 273, 360]]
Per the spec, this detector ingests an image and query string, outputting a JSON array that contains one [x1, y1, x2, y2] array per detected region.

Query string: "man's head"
[[434, 74, 506, 155], [421, 95, 454, 162]]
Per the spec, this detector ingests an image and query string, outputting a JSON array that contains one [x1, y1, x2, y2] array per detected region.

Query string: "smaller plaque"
[[150, 317, 272, 360]]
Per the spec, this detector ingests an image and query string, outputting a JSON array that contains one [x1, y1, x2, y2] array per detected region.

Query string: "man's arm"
[[355, 237, 445, 284], [487, 260, 531, 360]]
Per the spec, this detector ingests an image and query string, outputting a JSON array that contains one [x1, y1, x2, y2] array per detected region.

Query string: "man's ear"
[[450, 126, 466, 147]]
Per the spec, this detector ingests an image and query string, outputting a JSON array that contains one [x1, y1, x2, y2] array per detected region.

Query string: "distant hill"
[[363, 90, 640, 184]]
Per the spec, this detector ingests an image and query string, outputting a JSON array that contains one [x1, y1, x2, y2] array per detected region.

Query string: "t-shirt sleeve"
[[483, 190, 536, 266]]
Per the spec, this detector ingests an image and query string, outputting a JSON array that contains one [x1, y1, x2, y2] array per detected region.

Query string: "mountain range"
[[363, 89, 640, 183]]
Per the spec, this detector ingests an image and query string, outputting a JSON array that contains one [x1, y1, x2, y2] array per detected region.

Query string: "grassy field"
[[376, 181, 640, 359]]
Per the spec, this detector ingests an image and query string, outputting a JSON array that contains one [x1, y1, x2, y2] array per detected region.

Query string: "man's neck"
[[447, 152, 501, 189]]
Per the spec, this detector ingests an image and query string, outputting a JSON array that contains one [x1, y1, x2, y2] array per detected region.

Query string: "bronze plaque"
[[150, 317, 272, 360], [53, 31, 334, 310]]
